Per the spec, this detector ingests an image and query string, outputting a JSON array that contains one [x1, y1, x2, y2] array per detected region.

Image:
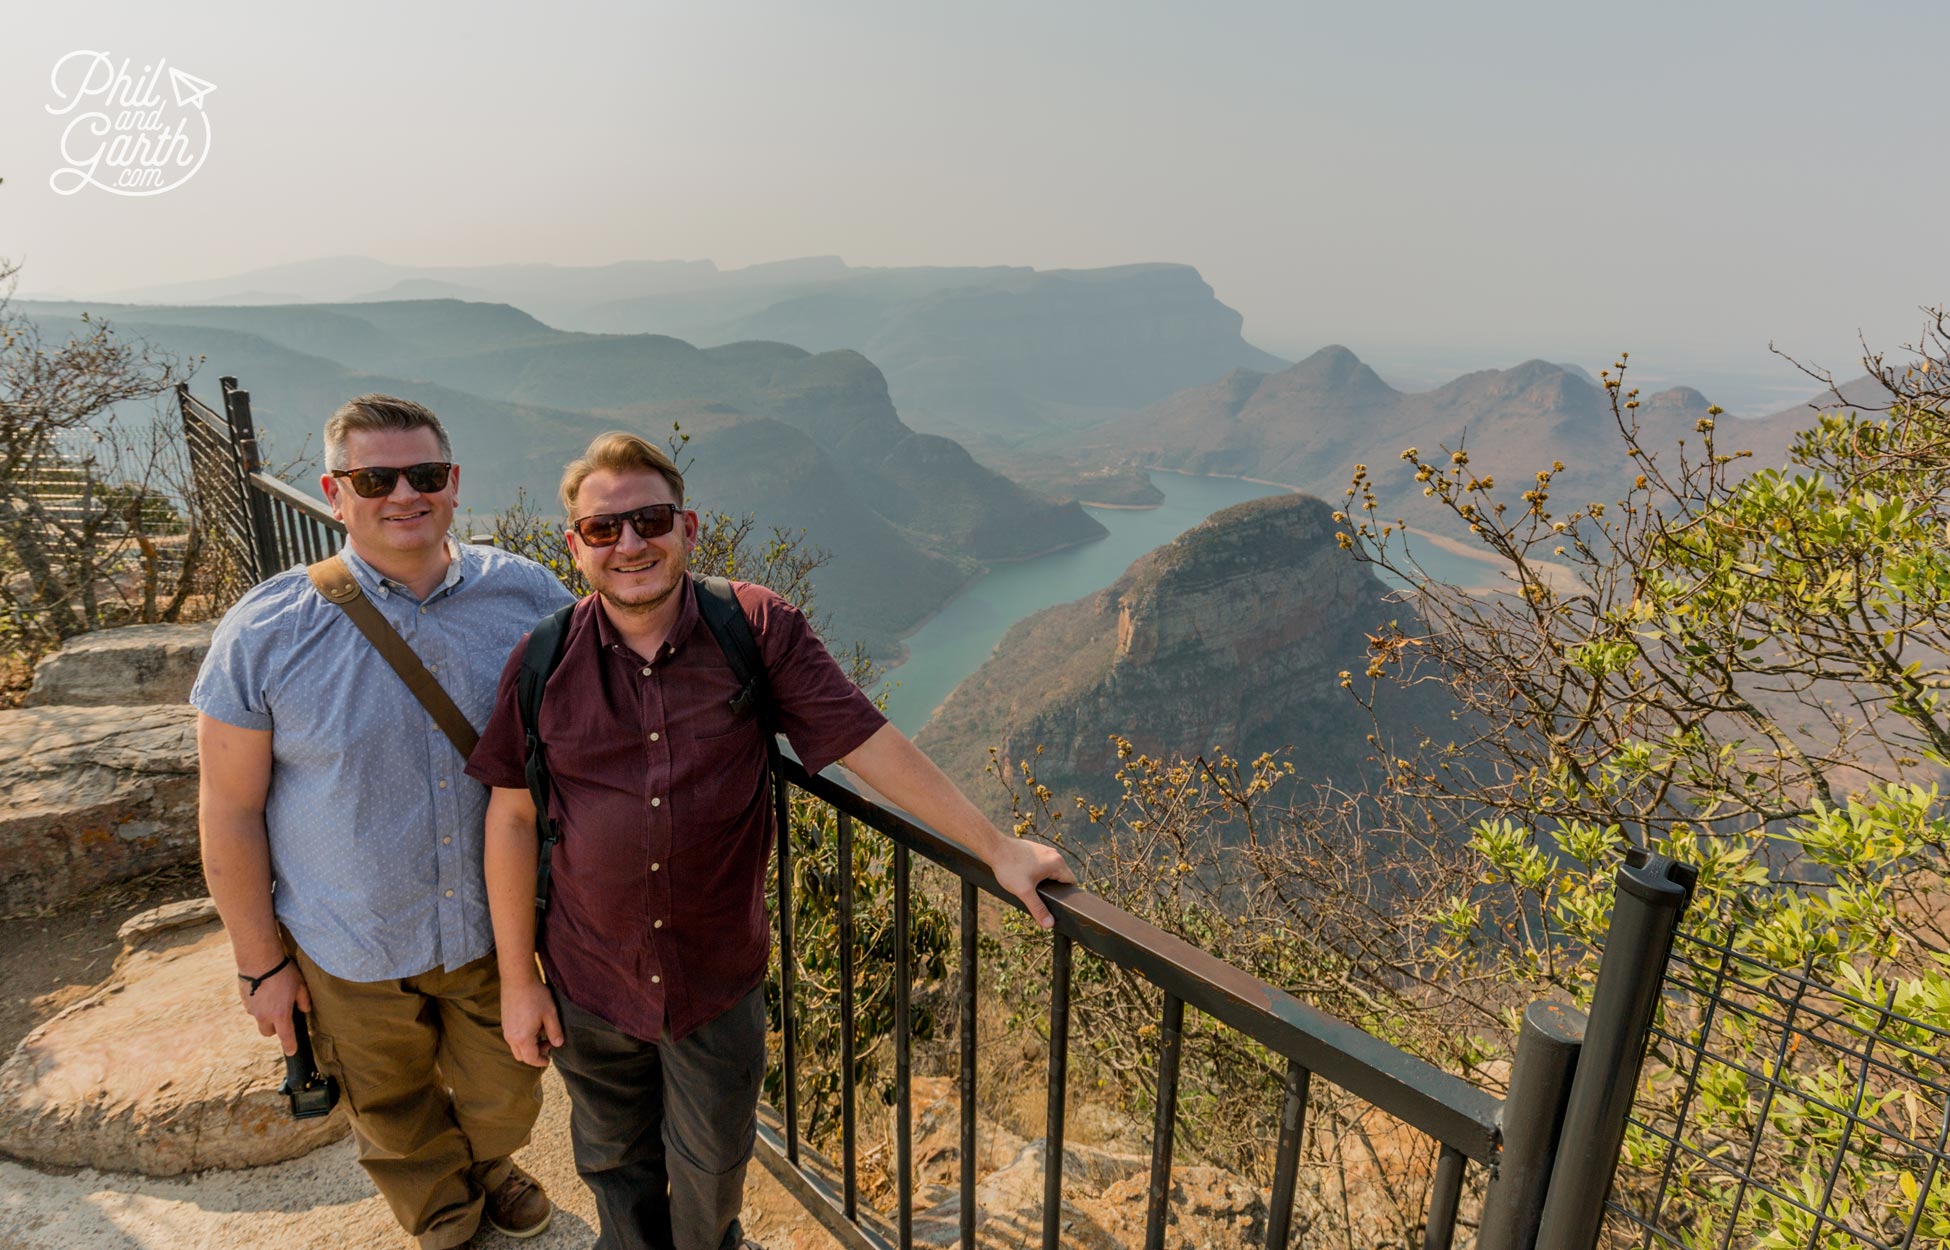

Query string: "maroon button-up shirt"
[[466, 577, 886, 1042]]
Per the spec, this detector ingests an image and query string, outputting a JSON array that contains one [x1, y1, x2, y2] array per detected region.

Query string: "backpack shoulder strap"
[[693, 575, 775, 733], [519, 603, 575, 918]]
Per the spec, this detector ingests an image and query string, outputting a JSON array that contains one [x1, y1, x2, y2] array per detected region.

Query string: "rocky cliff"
[[915, 494, 1455, 820]]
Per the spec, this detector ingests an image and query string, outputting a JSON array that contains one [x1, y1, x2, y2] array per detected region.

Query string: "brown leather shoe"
[[484, 1164, 552, 1239]]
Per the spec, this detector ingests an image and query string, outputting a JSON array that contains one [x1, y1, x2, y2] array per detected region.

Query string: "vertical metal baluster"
[[775, 771, 800, 1165], [271, 502, 294, 571], [1041, 933, 1073, 1250], [1422, 1144, 1466, 1250], [959, 879, 978, 1250], [1143, 994, 1185, 1250], [1264, 1059, 1311, 1250], [894, 844, 913, 1250], [837, 811, 858, 1221]]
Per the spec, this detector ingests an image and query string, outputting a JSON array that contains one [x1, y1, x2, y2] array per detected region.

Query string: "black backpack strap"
[[693, 575, 776, 739], [519, 604, 575, 920]]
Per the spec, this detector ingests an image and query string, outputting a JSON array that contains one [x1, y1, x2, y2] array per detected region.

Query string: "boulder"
[[903, 1076, 1265, 1249], [0, 901, 349, 1175], [0, 703, 198, 915], [911, 1135, 1266, 1249], [25, 622, 214, 708]]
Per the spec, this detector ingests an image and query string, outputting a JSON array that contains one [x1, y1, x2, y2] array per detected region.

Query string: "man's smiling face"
[[320, 427, 459, 563], [566, 466, 699, 617]]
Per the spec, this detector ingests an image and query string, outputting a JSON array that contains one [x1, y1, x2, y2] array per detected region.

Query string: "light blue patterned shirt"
[[191, 542, 574, 982]]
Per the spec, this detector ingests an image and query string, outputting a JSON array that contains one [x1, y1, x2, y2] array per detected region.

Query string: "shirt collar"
[[337, 540, 466, 602], [590, 573, 701, 664]]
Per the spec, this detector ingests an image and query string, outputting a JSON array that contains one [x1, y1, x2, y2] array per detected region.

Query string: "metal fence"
[[185, 372, 1722, 1250], [1604, 920, 1950, 1248], [179, 376, 342, 584]]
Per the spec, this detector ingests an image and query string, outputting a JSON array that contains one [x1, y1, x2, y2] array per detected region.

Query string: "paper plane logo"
[[47, 52, 216, 197], [168, 67, 218, 110]]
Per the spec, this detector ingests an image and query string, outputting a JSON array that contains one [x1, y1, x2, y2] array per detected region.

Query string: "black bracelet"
[[238, 953, 292, 996]]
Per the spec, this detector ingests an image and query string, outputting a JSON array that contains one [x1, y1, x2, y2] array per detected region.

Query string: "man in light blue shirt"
[[193, 394, 573, 1249]]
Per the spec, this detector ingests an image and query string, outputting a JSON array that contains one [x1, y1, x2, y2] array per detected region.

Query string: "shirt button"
[[427, 664, 438, 673], [651, 796, 661, 807], [438, 779, 448, 789], [650, 862, 661, 872], [653, 919, 663, 929], [649, 732, 659, 742], [651, 975, 661, 984], [443, 836, 452, 845], [420, 607, 428, 615], [444, 889, 454, 898], [641, 665, 652, 676]]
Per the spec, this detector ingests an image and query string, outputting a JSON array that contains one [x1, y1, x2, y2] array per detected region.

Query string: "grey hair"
[[323, 394, 453, 470]]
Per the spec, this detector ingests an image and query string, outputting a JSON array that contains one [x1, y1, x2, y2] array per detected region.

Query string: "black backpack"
[[519, 575, 778, 921]]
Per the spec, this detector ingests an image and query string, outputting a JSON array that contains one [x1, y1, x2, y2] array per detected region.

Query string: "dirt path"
[[0, 876, 837, 1250], [0, 1065, 835, 1250]]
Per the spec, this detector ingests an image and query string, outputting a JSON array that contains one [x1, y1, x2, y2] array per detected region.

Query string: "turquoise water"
[[878, 470, 1516, 735], [879, 472, 1283, 733]]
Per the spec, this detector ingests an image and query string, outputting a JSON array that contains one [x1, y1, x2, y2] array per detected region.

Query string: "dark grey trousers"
[[550, 982, 766, 1250]]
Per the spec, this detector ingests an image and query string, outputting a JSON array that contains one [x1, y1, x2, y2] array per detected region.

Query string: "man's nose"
[[613, 518, 650, 553]]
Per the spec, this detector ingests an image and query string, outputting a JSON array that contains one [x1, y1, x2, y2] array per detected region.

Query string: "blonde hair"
[[324, 394, 452, 470], [560, 431, 686, 516]]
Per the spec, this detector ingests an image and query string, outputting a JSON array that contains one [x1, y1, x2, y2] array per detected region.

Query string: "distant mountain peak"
[[1279, 345, 1398, 398]]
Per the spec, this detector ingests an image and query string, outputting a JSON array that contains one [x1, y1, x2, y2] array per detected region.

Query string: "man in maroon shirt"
[[468, 432, 1073, 1250]]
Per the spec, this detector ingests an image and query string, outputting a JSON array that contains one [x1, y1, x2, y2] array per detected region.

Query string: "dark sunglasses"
[[329, 461, 454, 498], [571, 503, 680, 547]]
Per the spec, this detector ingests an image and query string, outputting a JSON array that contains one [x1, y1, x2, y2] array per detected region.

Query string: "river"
[[878, 470, 1515, 734]]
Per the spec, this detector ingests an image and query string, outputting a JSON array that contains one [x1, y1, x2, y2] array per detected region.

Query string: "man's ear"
[[682, 509, 700, 545], [320, 472, 343, 518]]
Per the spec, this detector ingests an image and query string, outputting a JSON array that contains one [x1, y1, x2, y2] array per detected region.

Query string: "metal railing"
[[762, 753, 1698, 1250], [182, 373, 1705, 1250], [180, 376, 343, 579], [1605, 920, 1950, 1248]]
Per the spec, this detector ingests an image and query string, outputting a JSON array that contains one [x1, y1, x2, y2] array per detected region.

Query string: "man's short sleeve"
[[738, 584, 888, 776], [465, 639, 535, 791], [188, 586, 284, 730]]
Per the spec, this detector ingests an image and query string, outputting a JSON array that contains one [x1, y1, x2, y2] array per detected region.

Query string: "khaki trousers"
[[292, 942, 543, 1249]]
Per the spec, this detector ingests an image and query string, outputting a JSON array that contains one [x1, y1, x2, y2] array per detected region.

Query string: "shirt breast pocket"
[[678, 711, 767, 847]]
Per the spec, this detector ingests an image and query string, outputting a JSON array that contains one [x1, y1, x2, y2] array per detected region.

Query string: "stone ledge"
[[26, 622, 214, 708], [0, 703, 198, 915]]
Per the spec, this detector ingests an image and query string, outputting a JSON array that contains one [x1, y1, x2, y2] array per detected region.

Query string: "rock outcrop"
[[917, 494, 1460, 818], [899, 1076, 1264, 1249], [0, 702, 198, 914], [0, 899, 349, 1175], [24, 622, 213, 707]]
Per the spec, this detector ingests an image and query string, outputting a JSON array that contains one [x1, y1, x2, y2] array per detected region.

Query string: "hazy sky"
[[4, 0, 1944, 410]]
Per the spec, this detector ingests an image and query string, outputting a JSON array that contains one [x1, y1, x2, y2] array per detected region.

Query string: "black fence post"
[[1534, 852, 1696, 1250], [1479, 999, 1586, 1250], [221, 382, 279, 578]]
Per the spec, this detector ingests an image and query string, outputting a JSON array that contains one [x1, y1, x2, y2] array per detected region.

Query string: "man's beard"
[[593, 556, 686, 615]]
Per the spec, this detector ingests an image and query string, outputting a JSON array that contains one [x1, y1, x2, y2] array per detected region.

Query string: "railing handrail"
[[776, 747, 1505, 1162], [247, 469, 339, 528]]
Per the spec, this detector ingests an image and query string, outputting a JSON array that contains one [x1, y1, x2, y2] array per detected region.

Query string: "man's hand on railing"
[[838, 724, 1081, 928], [990, 837, 1076, 929]]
